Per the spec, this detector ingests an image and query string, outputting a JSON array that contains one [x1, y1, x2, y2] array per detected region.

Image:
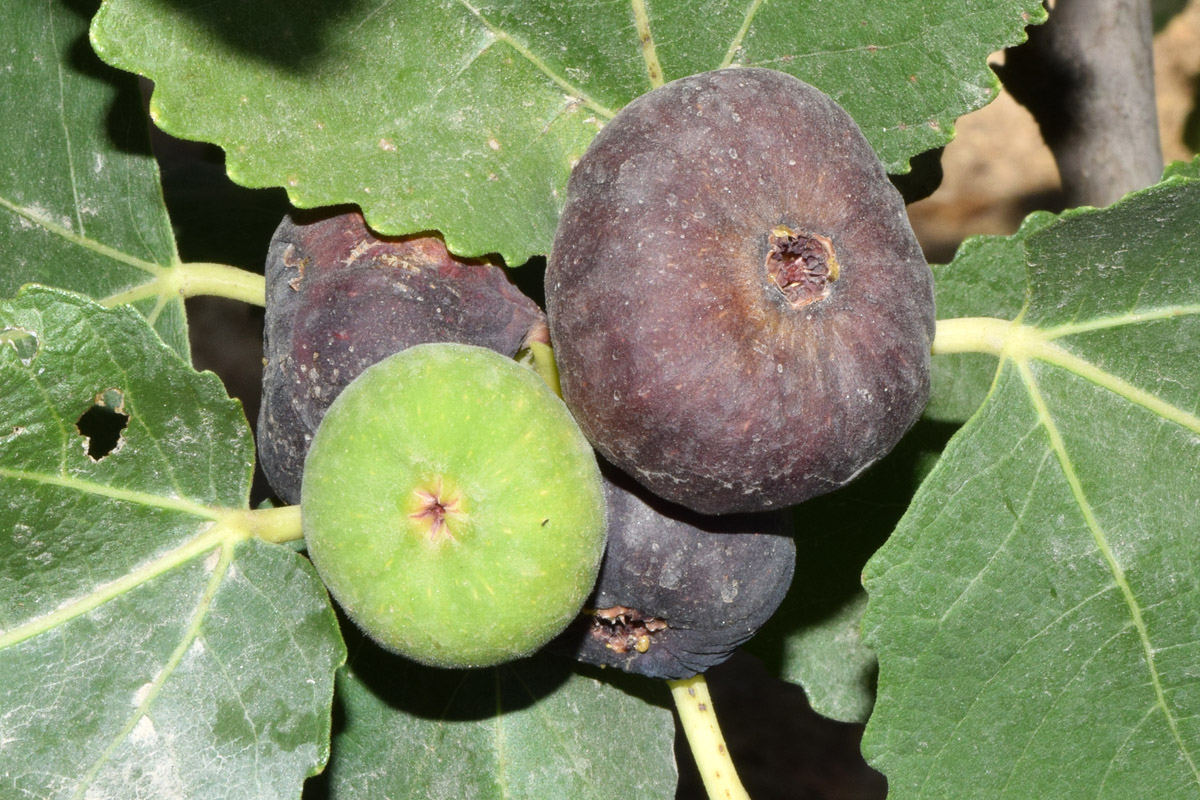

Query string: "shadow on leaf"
[[133, 0, 373, 74], [747, 418, 959, 714]]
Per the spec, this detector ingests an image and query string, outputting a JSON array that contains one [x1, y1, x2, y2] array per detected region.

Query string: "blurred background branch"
[[1001, 0, 1164, 207]]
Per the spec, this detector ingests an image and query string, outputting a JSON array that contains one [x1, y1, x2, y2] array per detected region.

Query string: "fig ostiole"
[[300, 342, 606, 669], [553, 465, 795, 680], [546, 67, 935, 514]]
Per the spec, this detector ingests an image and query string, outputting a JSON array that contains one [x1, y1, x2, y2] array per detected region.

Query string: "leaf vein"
[[48, 8, 85, 237], [917, 586, 1120, 798], [0, 195, 167, 278], [1042, 303, 1200, 340], [453, 0, 617, 119], [1031, 339, 1200, 435], [936, 443, 1055, 625], [0, 466, 217, 518], [996, 624, 1139, 797], [1096, 704, 1159, 796], [1018, 358, 1200, 786], [629, 0, 663, 87], [0, 523, 226, 650], [71, 539, 233, 799], [722, 0, 764, 67]]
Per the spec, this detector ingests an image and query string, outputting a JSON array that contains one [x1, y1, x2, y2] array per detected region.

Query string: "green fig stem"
[[527, 340, 563, 397], [931, 316, 1015, 356], [232, 503, 304, 544], [669, 675, 751, 800], [174, 262, 267, 305], [101, 262, 266, 308]]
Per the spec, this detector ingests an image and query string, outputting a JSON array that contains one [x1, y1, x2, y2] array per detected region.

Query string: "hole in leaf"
[[1, 327, 40, 365], [76, 388, 129, 461]]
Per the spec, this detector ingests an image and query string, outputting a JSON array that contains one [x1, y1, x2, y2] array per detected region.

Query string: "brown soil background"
[[176, 6, 1200, 797]]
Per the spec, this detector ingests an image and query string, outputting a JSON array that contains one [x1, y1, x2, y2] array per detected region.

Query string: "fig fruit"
[[556, 466, 795, 680], [259, 208, 547, 503], [301, 342, 606, 669], [546, 67, 935, 514]]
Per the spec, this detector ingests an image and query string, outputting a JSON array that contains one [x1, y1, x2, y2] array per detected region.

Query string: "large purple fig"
[[546, 68, 935, 514]]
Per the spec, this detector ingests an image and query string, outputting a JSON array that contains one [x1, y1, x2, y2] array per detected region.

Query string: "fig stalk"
[[670, 675, 751, 800]]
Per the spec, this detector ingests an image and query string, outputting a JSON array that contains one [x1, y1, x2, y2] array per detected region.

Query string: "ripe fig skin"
[[554, 465, 796, 680], [546, 68, 935, 514], [258, 208, 546, 504]]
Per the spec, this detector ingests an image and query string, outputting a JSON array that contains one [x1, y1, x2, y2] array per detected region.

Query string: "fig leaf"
[[320, 638, 677, 799], [89, 0, 1044, 263], [0, 287, 345, 800], [862, 160, 1200, 797], [924, 211, 1058, 423], [2, 0, 187, 357]]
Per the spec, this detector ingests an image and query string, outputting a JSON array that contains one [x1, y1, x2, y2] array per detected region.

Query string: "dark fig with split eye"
[[258, 208, 547, 503], [546, 67, 935, 514], [554, 465, 795, 680]]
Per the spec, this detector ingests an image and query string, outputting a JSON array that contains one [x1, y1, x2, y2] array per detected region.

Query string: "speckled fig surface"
[[301, 343, 606, 669], [546, 68, 935, 514], [554, 466, 795, 680], [259, 208, 546, 504]]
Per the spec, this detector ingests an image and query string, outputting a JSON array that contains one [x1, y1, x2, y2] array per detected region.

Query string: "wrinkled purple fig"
[[546, 68, 935, 514], [258, 209, 546, 503], [555, 465, 795, 679]]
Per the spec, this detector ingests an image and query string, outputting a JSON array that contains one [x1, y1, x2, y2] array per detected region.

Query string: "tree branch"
[[1000, 0, 1163, 207]]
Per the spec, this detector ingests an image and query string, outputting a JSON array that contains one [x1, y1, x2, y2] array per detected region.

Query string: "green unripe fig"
[[301, 342, 607, 668]]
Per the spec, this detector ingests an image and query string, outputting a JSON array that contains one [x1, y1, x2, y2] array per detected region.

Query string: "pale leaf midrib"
[[49, 9, 85, 238], [629, 0, 663, 87], [937, 314, 1200, 435], [0, 195, 168, 278], [722, 0, 765, 67], [1041, 303, 1200, 340], [454, 0, 617, 119], [71, 538, 235, 799], [0, 521, 227, 650], [0, 466, 216, 518], [1017, 358, 1200, 787], [1026, 338, 1200, 435]]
